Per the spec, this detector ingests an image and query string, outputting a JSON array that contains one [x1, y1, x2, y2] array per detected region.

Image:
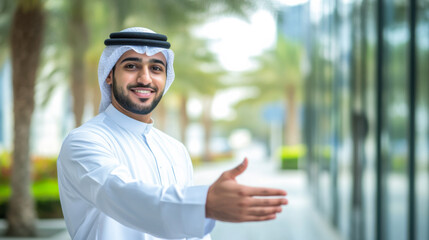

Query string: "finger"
[[247, 206, 283, 216], [240, 214, 277, 222], [222, 158, 248, 179], [248, 198, 288, 207], [246, 186, 287, 197]]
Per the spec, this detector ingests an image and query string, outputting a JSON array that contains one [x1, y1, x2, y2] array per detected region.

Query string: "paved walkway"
[[0, 219, 70, 240], [193, 158, 344, 240]]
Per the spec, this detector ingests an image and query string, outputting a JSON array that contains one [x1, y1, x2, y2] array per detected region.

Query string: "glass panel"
[[336, 0, 353, 238], [308, 0, 339, 225], [416, 1, 429, 239], [316, 28, 333, 219], [0, 65, 5, 145], [383, 0, 409, 239], [362, 0, 377, 239]]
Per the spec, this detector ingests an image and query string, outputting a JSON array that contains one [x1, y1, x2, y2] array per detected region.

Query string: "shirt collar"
[[104, 104, 153, 135]]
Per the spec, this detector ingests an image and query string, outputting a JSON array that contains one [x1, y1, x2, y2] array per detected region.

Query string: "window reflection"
[[416, 1, 429, 240], [299, 0, 428, 239]]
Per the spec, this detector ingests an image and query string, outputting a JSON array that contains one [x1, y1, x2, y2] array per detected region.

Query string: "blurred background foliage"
[[0, 0, 300, 224]]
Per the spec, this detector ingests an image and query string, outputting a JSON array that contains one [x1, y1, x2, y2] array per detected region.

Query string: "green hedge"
[[0, 179, 63, 219], [0, 199, 63, 219], [279, 145, 306, 170], [0, 152, 58, 184]]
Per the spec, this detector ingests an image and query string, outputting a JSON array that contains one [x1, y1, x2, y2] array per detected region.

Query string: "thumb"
[[222, 157, 248, 179]]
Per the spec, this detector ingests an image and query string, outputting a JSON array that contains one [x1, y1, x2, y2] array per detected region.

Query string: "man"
[[57, 27, 287, 240]]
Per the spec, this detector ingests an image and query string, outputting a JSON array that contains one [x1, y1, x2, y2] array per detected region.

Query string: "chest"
[[111, 133, 189, 186]]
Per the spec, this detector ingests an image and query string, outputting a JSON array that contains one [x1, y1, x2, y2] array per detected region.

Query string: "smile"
[[134, 90, 151, 94], [131, 88, 155, 98]]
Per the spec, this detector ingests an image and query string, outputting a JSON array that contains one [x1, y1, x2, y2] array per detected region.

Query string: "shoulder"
[[61, 114, 117, 150], [58, 114, 121, 166]]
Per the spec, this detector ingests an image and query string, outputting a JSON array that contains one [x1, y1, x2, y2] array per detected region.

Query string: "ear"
[[106, 70, 113, 85]]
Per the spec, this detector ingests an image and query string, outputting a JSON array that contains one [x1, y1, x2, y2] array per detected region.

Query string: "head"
[[106, 50, 166, 117], [98, 27, 175, 117]]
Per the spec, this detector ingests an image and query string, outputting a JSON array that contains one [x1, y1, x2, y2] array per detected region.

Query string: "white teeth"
[[135, 90, 151, 94]]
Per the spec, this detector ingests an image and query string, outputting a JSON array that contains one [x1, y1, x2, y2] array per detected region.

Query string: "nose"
[[137, 67, 152, 85]]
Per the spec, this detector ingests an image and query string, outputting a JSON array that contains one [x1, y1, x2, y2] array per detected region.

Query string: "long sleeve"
[[58, 128, 215, 239]]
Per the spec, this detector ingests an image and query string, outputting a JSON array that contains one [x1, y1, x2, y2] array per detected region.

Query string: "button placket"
[[142, 134, 163, 185], [145, 133, 177, 185]]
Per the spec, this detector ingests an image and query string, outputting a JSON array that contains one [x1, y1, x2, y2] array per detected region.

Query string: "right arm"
[[58, 131, 212, 239]]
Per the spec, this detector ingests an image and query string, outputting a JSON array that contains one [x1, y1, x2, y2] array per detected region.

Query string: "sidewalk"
[[193, 158, 344, 240], [0, 219, 70, 240]]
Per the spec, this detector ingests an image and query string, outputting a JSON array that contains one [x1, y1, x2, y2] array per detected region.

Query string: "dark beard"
[[112, 75, 163, 115]]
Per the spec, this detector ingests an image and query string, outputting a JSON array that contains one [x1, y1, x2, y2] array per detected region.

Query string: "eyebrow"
[[120, 57, 142, 64], [120, 57, 166, 67], [149, 59, 166, 67]]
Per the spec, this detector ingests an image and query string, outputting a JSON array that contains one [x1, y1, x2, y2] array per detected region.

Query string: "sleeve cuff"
[[204, 217, 216, 235], [181, 185, 216, 237]]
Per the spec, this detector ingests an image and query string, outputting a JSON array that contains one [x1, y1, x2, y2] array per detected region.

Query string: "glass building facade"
[[278, 0, 428, 239], [0, 61, 12, 150]]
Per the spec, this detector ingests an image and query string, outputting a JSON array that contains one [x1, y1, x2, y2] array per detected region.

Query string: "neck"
[[111, 101, 153, 123]]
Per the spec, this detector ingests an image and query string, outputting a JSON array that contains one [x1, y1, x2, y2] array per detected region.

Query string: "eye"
[[151, 65, 164, 72], [124, 64, 137, 69]]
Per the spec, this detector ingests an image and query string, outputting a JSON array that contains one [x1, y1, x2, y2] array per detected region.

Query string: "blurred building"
[[277, 3, 308, 43], [0, 59, 74, 156], [0, 61, 12, 150], [278, 0, 428, 240]]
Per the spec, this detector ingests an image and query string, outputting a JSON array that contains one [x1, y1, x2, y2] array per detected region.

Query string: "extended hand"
[[205, 158, 288, 222]]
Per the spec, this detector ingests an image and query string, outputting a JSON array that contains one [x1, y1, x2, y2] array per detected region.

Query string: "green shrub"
[[391, 155, 407, 172], [0, 179, 59, 203], [0, 151, 11, 184], [0, 179, 62, 219], [33, 156, 58, 181], [0, 199, 63, 219], [279, 145, 306, 170], [317, 146, 332, 170], [191, 152, 234, 167], [0, 151, 58, 184]]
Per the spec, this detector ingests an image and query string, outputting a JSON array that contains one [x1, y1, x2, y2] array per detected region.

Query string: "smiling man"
[[57, 27, 288, 240]]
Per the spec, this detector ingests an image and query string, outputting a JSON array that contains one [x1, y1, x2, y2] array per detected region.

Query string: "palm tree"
[[6, 0, 45, 236], [68, 0, 89, 127], [169, 33, 224, 154], [244, 35, 304, 146], [0, 0, 14, 64]]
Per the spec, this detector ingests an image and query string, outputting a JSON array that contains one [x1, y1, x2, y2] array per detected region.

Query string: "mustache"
[[127, 83, 157, 92]]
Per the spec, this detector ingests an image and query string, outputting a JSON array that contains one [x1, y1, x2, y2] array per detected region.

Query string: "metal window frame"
[[376, 0, 417, 239], [407, 0, 417, 239]]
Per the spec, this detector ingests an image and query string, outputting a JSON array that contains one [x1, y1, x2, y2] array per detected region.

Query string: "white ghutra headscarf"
[[97, 27, 175, 113]]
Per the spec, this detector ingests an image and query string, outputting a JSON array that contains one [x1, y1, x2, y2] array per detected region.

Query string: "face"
[[106, 50, 167, 120]]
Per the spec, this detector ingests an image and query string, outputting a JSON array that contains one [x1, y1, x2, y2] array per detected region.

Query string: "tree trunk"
[[202, 97, 213, 162], [284, 84, 300, 146], [179, 95, 189, 144], [154, 100, 167, 131], [87, 52, 101, 117], [69, 0, 88, 127], [7, 0, 45, 236], [91, 83, 101, 116]]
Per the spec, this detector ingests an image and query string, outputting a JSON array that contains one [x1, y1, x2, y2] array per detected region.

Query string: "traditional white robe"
[[57, 104, 215, 240]]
